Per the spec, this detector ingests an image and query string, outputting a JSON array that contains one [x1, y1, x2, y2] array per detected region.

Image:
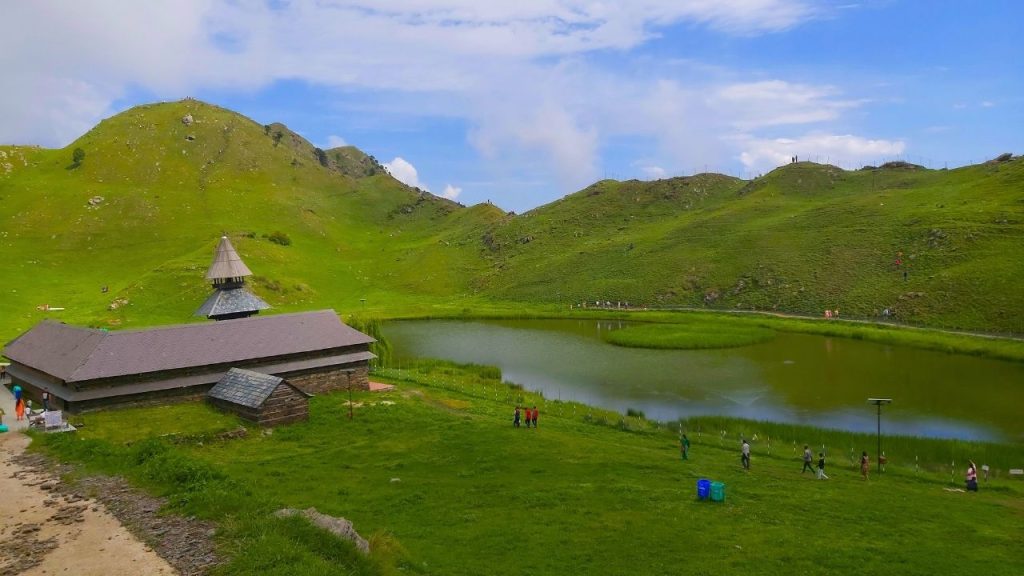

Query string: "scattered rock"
[[181, 114, 193, 126], [703, 290, 720, 304], [991, 152, 1013, 163], [216, 426, 248, 441], [185, 134, 195, 141], [0, 524, 58, 576], [87, 195, 105, 206], [108, 296, 129, 311], [274, 508, 370, 554]]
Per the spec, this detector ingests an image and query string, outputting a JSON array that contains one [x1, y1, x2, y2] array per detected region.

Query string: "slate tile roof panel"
[[194, 287, 271, 317], [208, 368, 283, 408], [3, 310, 374, 383]]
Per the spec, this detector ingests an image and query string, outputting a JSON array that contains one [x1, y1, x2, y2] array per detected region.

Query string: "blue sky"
[[3, 1, 1021, 212]]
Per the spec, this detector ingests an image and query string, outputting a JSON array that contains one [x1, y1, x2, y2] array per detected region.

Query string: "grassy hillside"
[[0, 99, 501, 342], [1, 99, 1023, 341], [36, 363, 1024, 575], [479, 161, 1024, 333]]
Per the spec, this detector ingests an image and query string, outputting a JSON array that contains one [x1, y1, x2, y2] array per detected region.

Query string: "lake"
[[383, 319, 1024, 442]]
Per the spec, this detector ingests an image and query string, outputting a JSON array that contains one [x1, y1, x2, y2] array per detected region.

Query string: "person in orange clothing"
[[15, 398, 25, 421]]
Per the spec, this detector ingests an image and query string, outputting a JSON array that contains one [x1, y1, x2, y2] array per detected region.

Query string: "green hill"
[[476, 160, 1024, 332], [0, 99, 500, 340], [1, 99, 1023, 341]]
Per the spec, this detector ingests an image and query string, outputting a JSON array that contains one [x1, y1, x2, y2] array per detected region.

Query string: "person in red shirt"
[[531, 406, 538, 428], [524, 407, 532, 428]]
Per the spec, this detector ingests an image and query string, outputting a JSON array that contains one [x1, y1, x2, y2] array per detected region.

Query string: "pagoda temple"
[[195, 236, 271, 320]]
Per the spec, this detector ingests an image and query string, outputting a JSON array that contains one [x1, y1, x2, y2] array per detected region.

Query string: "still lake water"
[[384, 319, 1024, 442]]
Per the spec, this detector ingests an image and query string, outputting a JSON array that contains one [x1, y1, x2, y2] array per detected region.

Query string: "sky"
[[2, 1, 1022, 212]]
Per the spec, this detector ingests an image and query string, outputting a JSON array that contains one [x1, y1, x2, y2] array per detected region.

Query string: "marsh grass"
[[602, 318, 776, 349]]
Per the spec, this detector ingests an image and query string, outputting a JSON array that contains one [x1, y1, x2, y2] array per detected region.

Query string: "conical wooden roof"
[[205, 236, 253, 280]]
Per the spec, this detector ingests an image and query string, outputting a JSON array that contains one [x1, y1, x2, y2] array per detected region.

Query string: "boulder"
[[181, 114, 194, 126], [274, 508, 369, 554]]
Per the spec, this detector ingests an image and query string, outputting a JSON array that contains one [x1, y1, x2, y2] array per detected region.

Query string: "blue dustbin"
[[710, 481, 726, 502], [697, 478, 711, 500], [0, 424, 8, 433]]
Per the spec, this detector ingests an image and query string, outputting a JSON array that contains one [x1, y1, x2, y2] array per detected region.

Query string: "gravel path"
[[0, 432, 220, 576]]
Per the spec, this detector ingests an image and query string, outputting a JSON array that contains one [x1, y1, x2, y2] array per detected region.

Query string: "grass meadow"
[[35, 361, 1024, 576]]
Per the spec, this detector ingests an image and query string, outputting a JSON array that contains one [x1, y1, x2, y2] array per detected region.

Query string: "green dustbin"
[[710, 481, 725, 502]]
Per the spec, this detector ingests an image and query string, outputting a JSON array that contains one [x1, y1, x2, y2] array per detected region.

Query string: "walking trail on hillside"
[[0, 432, 178, 576]]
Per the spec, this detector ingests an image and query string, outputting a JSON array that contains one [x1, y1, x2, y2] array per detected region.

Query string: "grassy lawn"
[[35, 363, 1024, 575]]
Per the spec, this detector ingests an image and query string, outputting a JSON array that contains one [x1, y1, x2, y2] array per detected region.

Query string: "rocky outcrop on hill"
[[274, 507, 370, 554]]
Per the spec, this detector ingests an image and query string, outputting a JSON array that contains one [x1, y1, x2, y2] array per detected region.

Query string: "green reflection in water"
[[384, 319, 1024, 442]]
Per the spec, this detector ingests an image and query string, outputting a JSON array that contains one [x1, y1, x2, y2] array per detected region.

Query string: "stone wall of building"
[[208, 383, 308, 427], [257, 384, 309, 427], [287, 364, 369, 395]]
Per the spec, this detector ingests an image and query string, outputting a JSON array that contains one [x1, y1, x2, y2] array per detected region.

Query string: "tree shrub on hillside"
[[70, 147, 85, 169], [267, 231, 292, 246], [314, 147, 329, 167]]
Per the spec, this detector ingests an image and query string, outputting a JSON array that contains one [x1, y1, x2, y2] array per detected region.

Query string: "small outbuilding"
[[208, 368, 310, 427]]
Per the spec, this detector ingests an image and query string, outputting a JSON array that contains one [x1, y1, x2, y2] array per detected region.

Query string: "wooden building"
[[195, 236, 271, 320], [3, 310, 374, 412], [208, 368, 310, 426]]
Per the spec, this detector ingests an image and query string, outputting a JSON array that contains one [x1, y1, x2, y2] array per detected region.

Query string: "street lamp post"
[[868, 398, 892, 473]]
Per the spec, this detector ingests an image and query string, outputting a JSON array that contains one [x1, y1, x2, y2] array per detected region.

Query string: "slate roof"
[[208, 368, 297, 409], [205, 236, 253, 280], [3, 310, 374, 383], [194, 287, 271, 318]]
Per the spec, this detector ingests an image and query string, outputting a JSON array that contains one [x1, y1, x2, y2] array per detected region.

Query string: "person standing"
[[802, 445, 814, 474], [42, 389, 50, 412], [817, 452, 829, 479], [531, 406, 538, 429], [12, 384, 22, 403], [524, 406, 531, 428], [513, 406, 521, 428], [15, 398, 25, 421], [741, 439, 751, 470], [966, 461, 979, 492], [860, 451, 870, 481], [681, 434, 690, 460]]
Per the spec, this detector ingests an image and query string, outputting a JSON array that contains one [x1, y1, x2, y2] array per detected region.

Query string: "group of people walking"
[[3, 384, 51, 425], [802, 445, 829, 479], [513, 406, 539, 428]]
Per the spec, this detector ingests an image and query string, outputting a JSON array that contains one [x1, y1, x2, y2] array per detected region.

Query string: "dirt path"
[[0, 432, 177, 576]]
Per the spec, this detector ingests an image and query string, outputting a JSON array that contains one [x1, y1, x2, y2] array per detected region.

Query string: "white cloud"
[[0, 1, 820, 144], [325, 134, 347, 148], [736, 133, 906, 173], [632, 161, 667, 179], [714, 80, 861, 129], [383, 157, 429, 190], [980, 101, 995, 108], [442, 184, 462, 200], [3, 0, 889, 207]]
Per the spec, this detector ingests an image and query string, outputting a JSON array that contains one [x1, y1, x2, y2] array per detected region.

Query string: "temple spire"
[[195, 236, 270, 320], [205, 236, 253, 282]]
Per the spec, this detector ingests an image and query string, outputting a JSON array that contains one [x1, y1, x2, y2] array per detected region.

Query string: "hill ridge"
[[1, 100, 1022, 338]]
